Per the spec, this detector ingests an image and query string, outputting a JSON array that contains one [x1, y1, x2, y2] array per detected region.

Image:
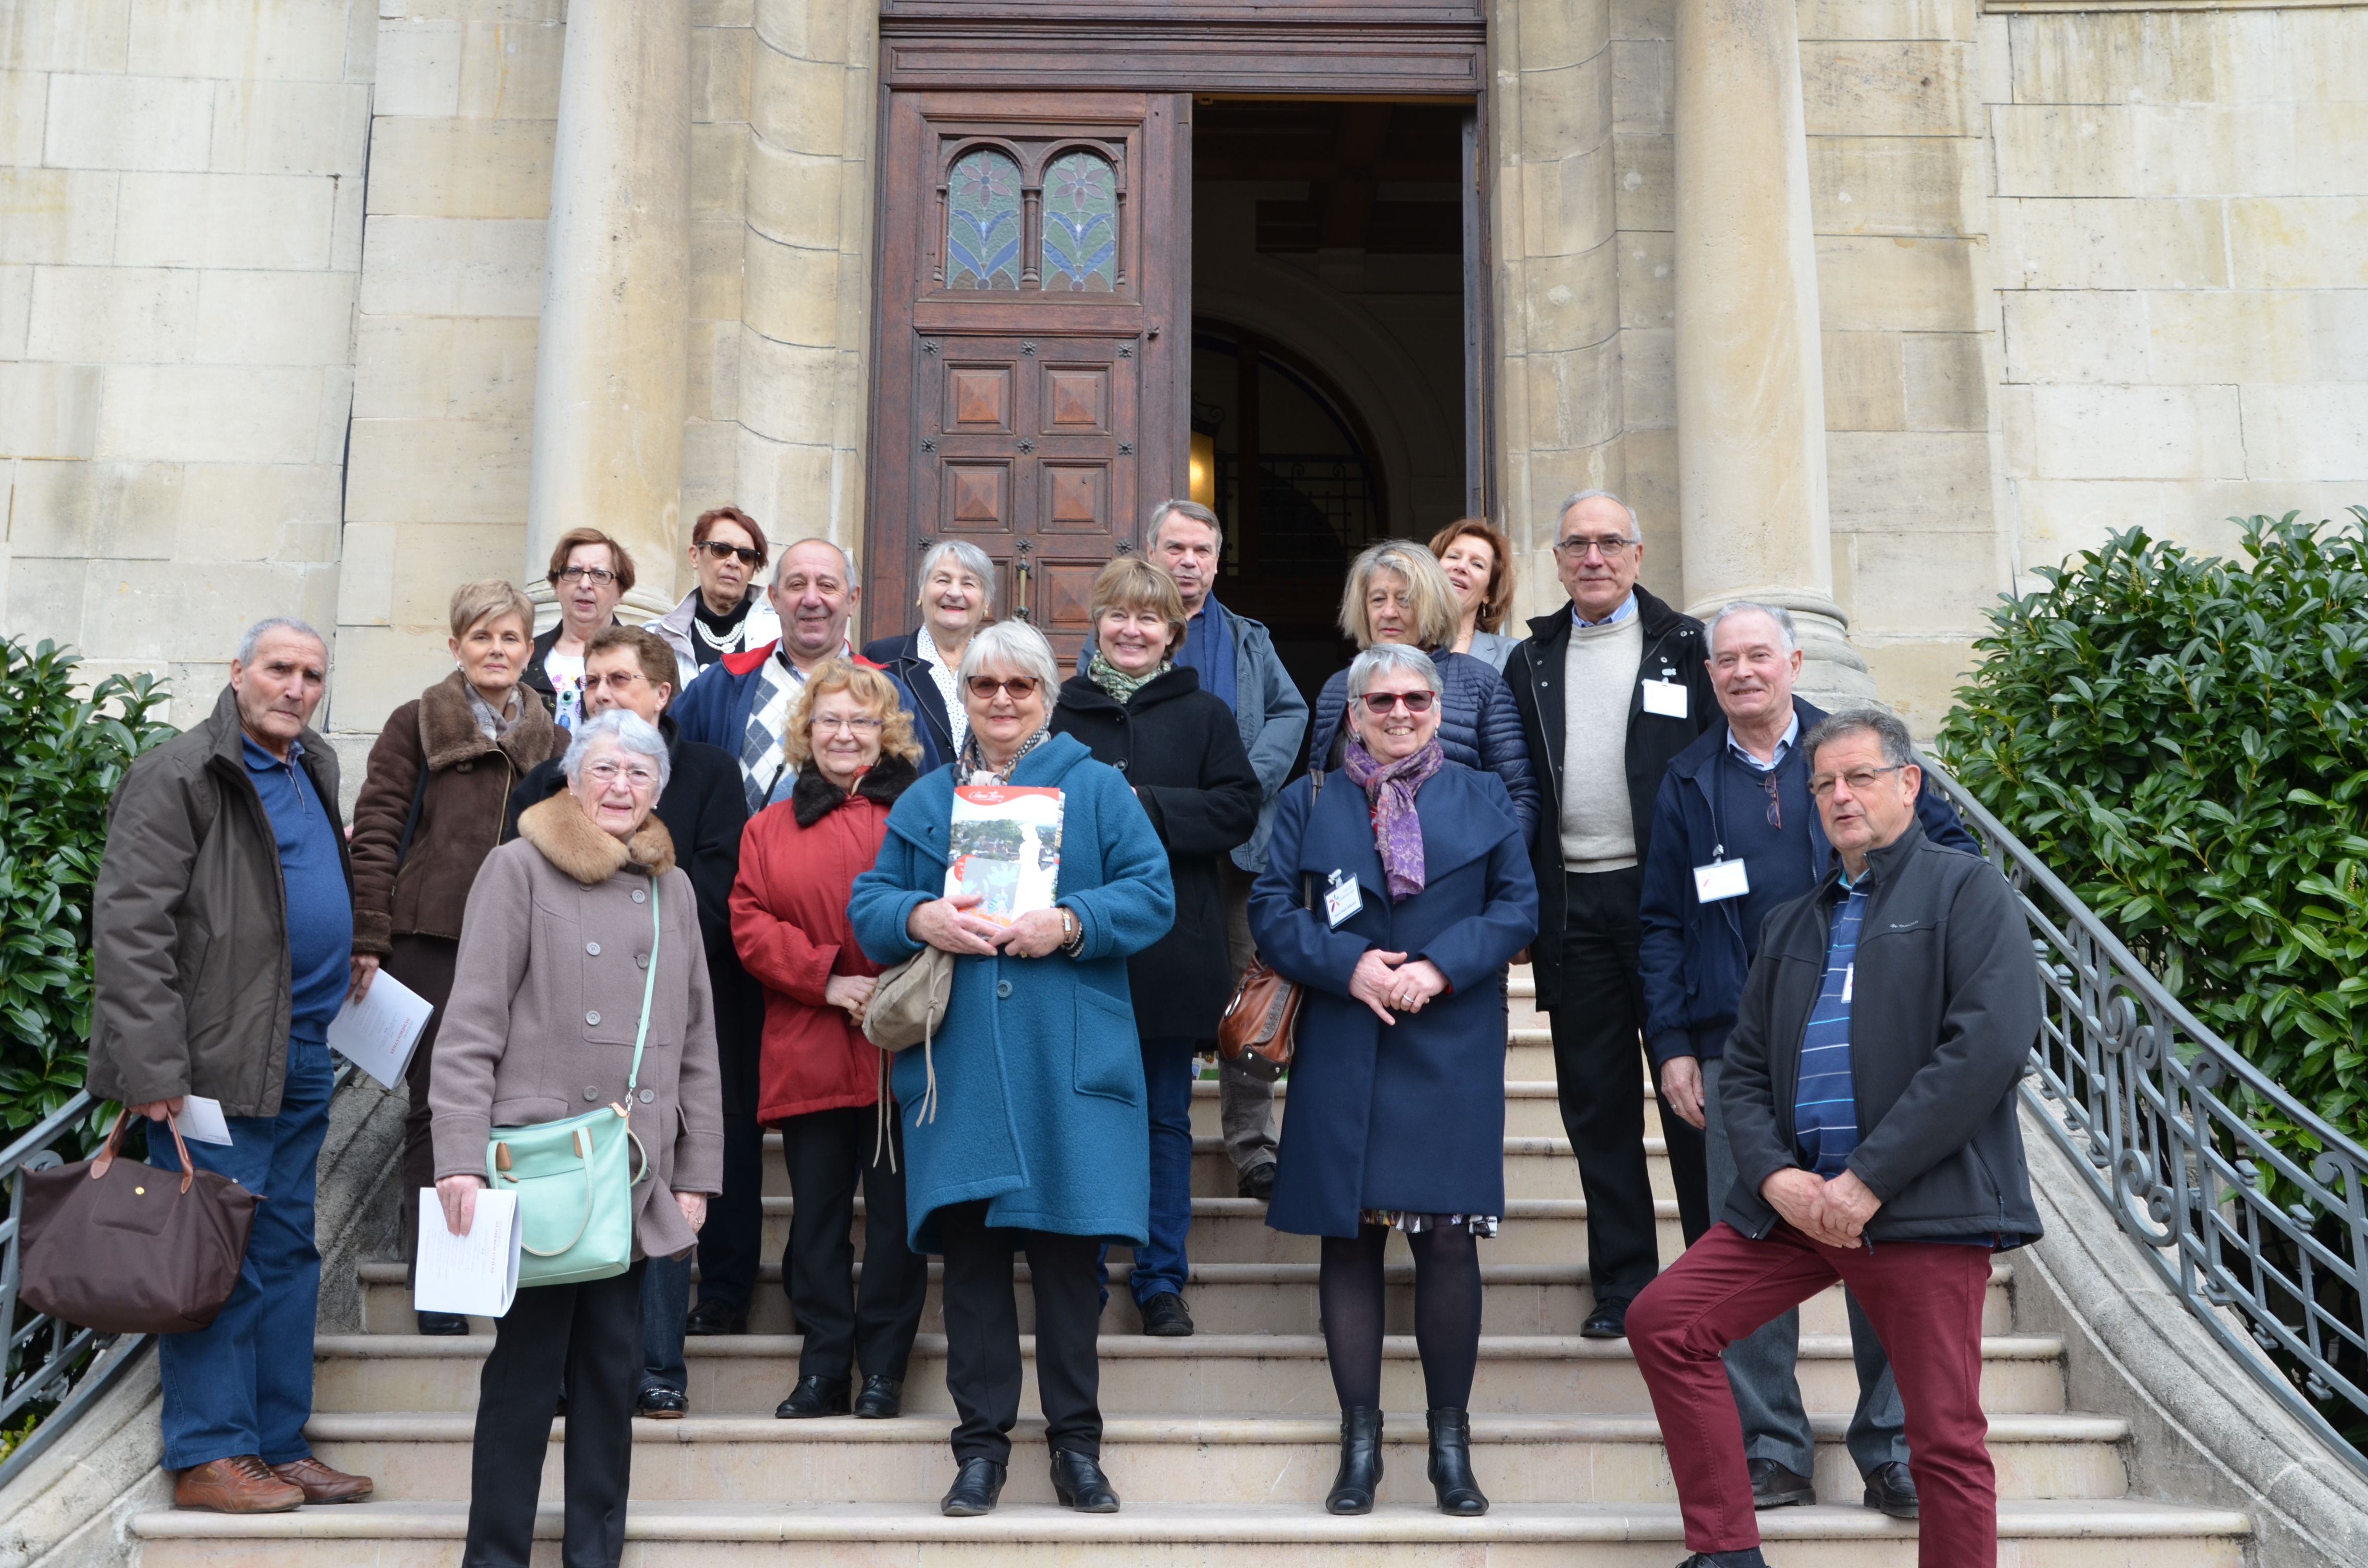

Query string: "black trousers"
[[1548, 867, 1705, 1302], [781, 1105, 927, 1382], [695, 1102, 766, 1311], [392, 933, 461, 1276], [937, 1200, 1103, 1465], [464, 1262, 644, 1568]]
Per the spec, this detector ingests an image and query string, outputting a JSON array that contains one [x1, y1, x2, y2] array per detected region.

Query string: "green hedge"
[[0, 640, 175, 1149], [1936, 512, 2368, 1160]]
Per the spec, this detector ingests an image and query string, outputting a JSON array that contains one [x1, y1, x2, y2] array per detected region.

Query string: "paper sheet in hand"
[[945, 785, 1063, 926], [414, 1188, 519, 1319], [327, 970, 436, 1090], [178, 1096, 233, 1146]]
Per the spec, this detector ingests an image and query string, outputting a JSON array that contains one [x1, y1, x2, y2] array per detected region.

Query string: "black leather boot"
[[1325, 1407, 1384, 1515], [939, 1457, 1006, 1517], [1426, 1408, 1488, 1515], [1048, 1447, 1121, 1512]]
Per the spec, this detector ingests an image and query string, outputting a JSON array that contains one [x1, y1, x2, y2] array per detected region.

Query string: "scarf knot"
[[1086, 652, 1165, 706], [1342, 737, 1444, 901]]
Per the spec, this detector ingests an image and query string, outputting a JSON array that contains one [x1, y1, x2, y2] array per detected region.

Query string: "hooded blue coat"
[[1251, 760, 1539, 1238], [849, 732, 1176, 1253]]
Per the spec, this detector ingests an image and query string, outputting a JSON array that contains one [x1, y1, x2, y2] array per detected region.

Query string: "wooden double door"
[[868, 92, 1191, 662]]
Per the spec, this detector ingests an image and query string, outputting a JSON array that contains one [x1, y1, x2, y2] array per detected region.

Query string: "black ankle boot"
[[1325, 1407, 1384, 1515], [1048, 1447, 1121, 1512], [1426, 1408, 1488, 1515]]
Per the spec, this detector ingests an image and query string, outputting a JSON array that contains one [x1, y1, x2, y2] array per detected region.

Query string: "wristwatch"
[[1057, 906, 1085, 957]]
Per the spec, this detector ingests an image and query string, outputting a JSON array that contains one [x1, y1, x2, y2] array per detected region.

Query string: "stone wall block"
[[1609, 0, 1672, 44], [180, 462, 343, 560], [730, 328, 838, 445], [1519, 237, 1620, 353], [2006, 13, 2225, 109], [1610, 40, 1670, 134], [730, 426, 835, 540], [25, 265, 199, 364], [690, 220, 745, 322], [1802, 43, 1975, 138], [124, 0, 352, 82], [1522, 333, 1624, 450], [8, 458, 182, 558], [353, 317, 454, 419], [1616, 230, 1672, 329], [334, 520, 395, 626], [0, 362, 102, 456], [330, 147, 365, 268], [1612, 131, 1671, 232], [1514, 0, 1612, 72], [454, 20, 565, 120], [1989, 197, 2227, 291], [1619, 324, 1673, 430], [209, 80, 371, 177], [114, 171, 335, 269], [1857, 639, 1975, 739], [2013, 477, 2178, 562], [2027, 383, 2244, 481], [0, 0, 130, 73], [43, 72, 215, 172], [444, 315, 539, 422], [329, 623, 481, 736], [750, 40, 846, 158], [1847, 529, 2003, 633], [1808, 136, 1970, 239], [345, 416, 531, 523], [356, 215, 546, 317], [1620, 423, 1678, 567], [754, 0, 852, 68], [678, 416, 737, 513], [365, 118, 556, 218], [2144, 289, 2360, 385], [0, 264, 28, 355], [0, 168, 116, 265], [0, 69, 46, 164], [1520, 58, 1614, 163], [2130, 103, 2368, 200], [1902, 331, 1985, 429], [386, 520, 518, 624], [1991, 105, 2134, 198], [1827, 430, 1990, 531], [1513, 141, 1617, 260], [2227, 197, 2368, 291], [1821, 330, 1904, 431], [1816, 235, 1973, 331], [1800, 0, 1966, 44], [691, 122, 750, 221], [2000, 290, 2146, 384], [195, 269, 356, 365], [313, 363, 353, 464], [96, 364, 322, 464], [2239, 383, 2368, 483], [374, 21, 464, 118], [3, 559, 90, 647], [692, 24, 753, 123], [79, 558, 338, 663], [695, 0, 756, 24]]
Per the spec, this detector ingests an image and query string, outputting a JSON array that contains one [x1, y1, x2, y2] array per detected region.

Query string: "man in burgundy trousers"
[[1627, 706, 2042, 1568]]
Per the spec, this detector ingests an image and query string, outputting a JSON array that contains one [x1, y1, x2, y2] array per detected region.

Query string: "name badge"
[[1323, 871, 1364, 929], [1693, 859, 1750, 903], [1641, 678, 1689, 720]]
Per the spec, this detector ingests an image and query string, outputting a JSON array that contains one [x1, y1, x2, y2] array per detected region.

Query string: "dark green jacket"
[[86, 685, 352, 1118]]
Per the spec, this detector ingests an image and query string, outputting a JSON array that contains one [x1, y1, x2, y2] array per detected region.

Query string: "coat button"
[[632, 888, 647, 904], [583, 1087, 598, 1101], [636, 953, 649, 969], [996, 980, 1013, 999], [639, 1089, 654, 1104], [586, 1010, 602, 1026], [585, 942, 601, 956]]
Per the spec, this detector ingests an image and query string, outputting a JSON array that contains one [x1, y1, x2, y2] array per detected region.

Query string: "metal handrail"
[[1923, 757, 2368, 1475]]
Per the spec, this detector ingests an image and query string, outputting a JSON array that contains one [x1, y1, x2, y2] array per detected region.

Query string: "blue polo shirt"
[[242, 735, 353, 1040], [1794, 875, 1867, 1176]]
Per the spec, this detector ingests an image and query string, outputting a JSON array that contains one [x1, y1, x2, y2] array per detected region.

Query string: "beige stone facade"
[[5, 0, 2366, 747]]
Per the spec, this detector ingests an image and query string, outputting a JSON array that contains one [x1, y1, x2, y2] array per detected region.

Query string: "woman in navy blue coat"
[[1253, 644, 1539, 1519]]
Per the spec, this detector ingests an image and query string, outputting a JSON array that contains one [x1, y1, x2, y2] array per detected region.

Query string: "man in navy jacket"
[[1637, 602, 1977, 1520]]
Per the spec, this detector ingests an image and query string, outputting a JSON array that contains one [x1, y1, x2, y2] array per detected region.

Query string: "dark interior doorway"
[[1188, 98, 1477, 713]]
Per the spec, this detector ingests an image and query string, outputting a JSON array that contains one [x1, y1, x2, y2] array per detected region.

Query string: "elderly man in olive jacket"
[[87, 619, 375, 1515]]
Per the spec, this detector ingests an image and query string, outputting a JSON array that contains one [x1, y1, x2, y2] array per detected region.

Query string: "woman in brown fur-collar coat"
[[348, 579, 565, 1329]]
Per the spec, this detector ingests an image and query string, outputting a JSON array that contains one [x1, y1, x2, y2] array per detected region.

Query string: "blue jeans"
[[148, 1034, 334, 1470], [1126, 1034, 1197, 1304], [640, 1252, 691, 1396]]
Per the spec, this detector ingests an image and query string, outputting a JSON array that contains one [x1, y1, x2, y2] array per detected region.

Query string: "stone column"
[[1671, 0, 1873, 707], [524, 0, 693, 625]]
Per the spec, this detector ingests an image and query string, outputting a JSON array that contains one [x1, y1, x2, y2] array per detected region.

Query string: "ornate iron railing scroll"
[[1924, 758, 2368, 1476]]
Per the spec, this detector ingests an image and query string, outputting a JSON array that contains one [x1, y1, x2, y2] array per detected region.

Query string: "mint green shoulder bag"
[[487, 872, 660, 1288]]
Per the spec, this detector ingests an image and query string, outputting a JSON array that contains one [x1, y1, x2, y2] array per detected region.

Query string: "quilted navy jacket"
[[1306, 649, 1540, 845]]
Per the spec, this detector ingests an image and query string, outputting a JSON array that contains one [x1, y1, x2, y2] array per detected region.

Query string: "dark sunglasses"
[[1356, 691, 1437, 715], [697, 539, 764, 567], [966, 676, 1042, 699]]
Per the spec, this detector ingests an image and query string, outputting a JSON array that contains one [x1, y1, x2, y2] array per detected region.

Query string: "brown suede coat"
[[349, 672, 562, 956], [428, 796, 725, 1262]]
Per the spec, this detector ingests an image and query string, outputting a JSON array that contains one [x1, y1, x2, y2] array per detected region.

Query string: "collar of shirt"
[[774, 639, 851, 682], [241, 732, 306, 774], [1570, 591, 1638, 629], [1725, 710, 1800, 773]]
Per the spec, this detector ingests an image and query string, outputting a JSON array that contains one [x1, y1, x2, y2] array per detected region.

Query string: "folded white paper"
[[413, 1188, 520, 1320], [178, 1096, 233, 1146], [327, 970, 436, 1091]]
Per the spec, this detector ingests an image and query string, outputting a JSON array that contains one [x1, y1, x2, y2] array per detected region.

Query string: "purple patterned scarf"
[[1342, 736, 1444, 902]]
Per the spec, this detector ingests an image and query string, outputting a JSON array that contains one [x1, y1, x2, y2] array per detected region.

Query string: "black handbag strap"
[[393, 759, 430, 868]]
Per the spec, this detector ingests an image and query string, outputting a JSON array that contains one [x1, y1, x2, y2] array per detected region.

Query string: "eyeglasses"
[[1356, 691, 1437, 715], [811, 715, 884, 734], [555, 565, 618, 586], [584, 760, 660, 790], [1553, 535, 1638, 561], [966, 676, 1042, 700], [697, 540, 763, 567], [1807, 764, 1906, 800]]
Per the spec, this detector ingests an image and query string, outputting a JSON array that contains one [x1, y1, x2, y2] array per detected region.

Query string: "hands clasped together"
[[908, 891, 1072, 960], [1759, 1165, 1883, 1251], [1347, 948, 1450, 1024]]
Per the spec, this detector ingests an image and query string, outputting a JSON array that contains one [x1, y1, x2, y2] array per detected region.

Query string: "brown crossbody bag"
[[1216, 764, 1327, 1080]]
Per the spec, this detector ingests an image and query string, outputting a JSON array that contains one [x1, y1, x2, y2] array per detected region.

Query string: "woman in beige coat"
[[428, 709, 723, 1568]]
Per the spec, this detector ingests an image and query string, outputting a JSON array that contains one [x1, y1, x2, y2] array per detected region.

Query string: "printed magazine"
[[947, 785, 1064, 925]]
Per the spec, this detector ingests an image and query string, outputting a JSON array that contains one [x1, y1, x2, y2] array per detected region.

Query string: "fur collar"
[[788, 753, 919, 829], [419, 670, 559, 773], [517, 793, 678, 884]]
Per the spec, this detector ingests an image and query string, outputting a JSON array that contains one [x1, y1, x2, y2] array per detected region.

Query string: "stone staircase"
[[128, 974, 2254, 1565]]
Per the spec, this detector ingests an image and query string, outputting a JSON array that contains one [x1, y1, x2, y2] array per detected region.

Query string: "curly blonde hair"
[[1338, 540, 1461, 651], [783, 660, 923, 771]]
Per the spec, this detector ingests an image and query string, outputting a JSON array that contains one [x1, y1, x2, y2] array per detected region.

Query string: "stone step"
[[302, 1409, 2127, 1507], [311, 1331, 2069, 1418], [359, 1258, 2014, 1340], [126, 1497, 2253, 1568], [1184, 1078, 1570, 1139]]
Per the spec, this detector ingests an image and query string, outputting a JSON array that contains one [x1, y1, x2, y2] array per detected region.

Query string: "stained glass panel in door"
[[1042, 150, 1118, 292], [947, 149, 1023, 290]]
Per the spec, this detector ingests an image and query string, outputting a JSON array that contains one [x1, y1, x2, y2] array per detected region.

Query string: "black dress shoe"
[[774, 1373, 851, 1418], [416, 1311, 469, 1336], [1579, 1296, 1629, 1339], [1325, 1406, 1384, 1514], [1749, 1456, 1817, 1509], [1425, 1407, 1489, 1515], [940, 1457, 1006, 1516], [1138, 1291, 1195, 1336], [1237, 1161, 1276, 1201], [684, 1298, 747, 1336], [1677, 1551, 1770, 1568], [852, 1374, 903, 1419], [1862, 1458, 1919, 1519], [635, 1386, 688, 1419], [1048, 1447, 1120, 1512]]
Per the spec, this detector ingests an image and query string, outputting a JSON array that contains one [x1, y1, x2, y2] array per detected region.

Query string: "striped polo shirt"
[[1794, 875, 1868, 1176]]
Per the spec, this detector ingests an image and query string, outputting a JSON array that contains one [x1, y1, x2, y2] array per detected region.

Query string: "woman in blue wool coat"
[[849, 620, 1175, 1523], [1255, 643, 1538, 1521]]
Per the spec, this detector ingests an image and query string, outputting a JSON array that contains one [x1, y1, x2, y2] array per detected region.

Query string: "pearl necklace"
[[693, 602, 748, 652]]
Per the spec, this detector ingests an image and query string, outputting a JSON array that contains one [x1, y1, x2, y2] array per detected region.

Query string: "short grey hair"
[[959, 619, 1060, 694], [562, 710, 673, 796], [1149, 498, 1224, 558], [1707, 600, 1798, 654], [235, 617, 326, 665], [1345, 642, 1442, 698], [917, 539, 996, 612], [1556, 488, 1640, 541], [1802, 706, 1916, 773]]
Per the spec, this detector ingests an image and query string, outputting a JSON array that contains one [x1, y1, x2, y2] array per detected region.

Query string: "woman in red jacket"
[[730, 661, 928, 1421]]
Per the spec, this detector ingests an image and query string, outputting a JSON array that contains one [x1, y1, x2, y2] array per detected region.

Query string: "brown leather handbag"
[[1217, 766, 1327, 1082], [18, 1108, 258, 1335]]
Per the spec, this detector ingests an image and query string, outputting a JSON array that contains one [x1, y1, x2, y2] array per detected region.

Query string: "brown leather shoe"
[[174, 1455, 305, 1513], [270, 1456, 374, 1504]]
